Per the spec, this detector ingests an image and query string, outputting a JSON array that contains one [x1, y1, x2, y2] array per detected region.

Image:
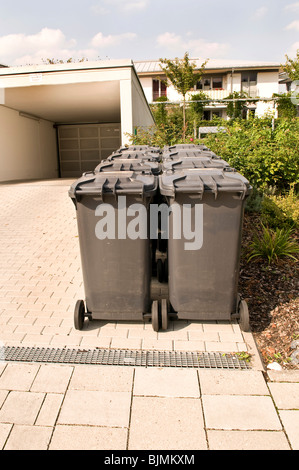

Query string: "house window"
[[212, 77, 223, 89], [203, 78, 211, 90], [203, 110, 223, 120], [241, 72, 257, 97], [196, 76, 223, 90], [153, 79, 167, 101]]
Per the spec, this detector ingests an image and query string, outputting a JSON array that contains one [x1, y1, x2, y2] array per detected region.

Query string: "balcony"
[[189, 87, 259, 101], [189, 89, 228, 101]]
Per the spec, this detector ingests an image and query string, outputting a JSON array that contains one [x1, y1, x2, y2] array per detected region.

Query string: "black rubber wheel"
[[157, 258, 164, 283], [74, 299, 85, 330], [239, 300, 250, 332], [161, 299, 168, 330], [152, 300, 160, 332], [163, 258, 168, 283]]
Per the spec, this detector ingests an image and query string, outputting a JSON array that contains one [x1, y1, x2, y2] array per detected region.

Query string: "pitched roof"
[[134, 58, 281, 74]]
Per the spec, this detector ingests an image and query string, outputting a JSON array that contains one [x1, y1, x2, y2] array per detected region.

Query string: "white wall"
[[0, 106, 58, 182], [139, 77, 153, 103], [257, 71, 279, 98], [120, 71, 155, 145], [131, 72, 155, 130]]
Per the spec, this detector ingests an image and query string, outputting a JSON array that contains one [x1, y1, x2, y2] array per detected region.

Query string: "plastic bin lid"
[[94, 159, 160, 175], [69, 171, 158, 200], [162, 157, 231, 171], [159, 168, 251, 200], [162, 150, 219, 160], [116, 145, 160, 153], [108, 152, 160, 162], [163, 144, 209, 151]]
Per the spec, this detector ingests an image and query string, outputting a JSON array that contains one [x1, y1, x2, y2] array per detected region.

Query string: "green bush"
[[260, 185, 299, 228], [129, 114, 299, 193], [247, 225, 299, 264], [244, 187, 264, 213], [202, 117, 299, 191]]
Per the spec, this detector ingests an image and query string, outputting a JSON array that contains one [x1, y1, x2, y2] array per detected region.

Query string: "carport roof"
[[0, 59, 141, 124], [0, 59, 134, 76]]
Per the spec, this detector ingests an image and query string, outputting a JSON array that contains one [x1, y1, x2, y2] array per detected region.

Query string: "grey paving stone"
[[129, 396, 207, 450], [202, 395, 282, 431], [58, 390, 131, 428], [134, 367, 200, 398], [0, 391, 45, 425], [4, 424, 53, 450], [268, 382, 299, 409], [279, 410, 299, 450], [49, 424, 128, 450], [199, 370, 269, 395], [207, 430, 290, 450]]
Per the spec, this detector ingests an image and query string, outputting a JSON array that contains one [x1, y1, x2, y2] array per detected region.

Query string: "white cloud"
[[90, 5, 109, 15], [0, 28, 138, 65], [286, 20, 299, 31], [287, 41, 299, 57], [90, 32, 137, 48], [157, 32, 182, 48], [0, 28, 78, 65], [284, 2, 299, 13], [252, 6, 268, 20], [122, 1, 148, 11], [156, 32, 229, 59], [91, 0, 148, 14]]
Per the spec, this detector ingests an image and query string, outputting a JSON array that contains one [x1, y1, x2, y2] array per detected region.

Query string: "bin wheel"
[[74, 300, 85, 330], [163, 258, 168, 283], [157, 259, 164, 283], [161, 299, 168, 330], [239, 300, 250, 332], [152, 300, 160, 332]]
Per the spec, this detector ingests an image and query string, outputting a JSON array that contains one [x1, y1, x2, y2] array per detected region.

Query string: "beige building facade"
[[134, 59, 281, 121]]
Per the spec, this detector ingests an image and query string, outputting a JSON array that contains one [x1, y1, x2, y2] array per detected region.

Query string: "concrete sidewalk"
[[0, 363, 298, 450], [0, 179, 298, 450]]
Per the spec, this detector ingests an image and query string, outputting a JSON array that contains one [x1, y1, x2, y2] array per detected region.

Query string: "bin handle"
[[74, 178, 148, 201], [172, 174, 205, 198]]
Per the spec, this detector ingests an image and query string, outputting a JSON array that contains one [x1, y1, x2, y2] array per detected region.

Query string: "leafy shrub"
[[261, 185, 299, 228], [202, 117, 299, 191], [245, 187, 264, 213], [247, 225, 299, 264], [269, 185, 299, 226]]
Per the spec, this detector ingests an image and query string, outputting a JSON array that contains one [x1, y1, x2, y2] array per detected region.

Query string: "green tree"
[[282, 49, 299, 81], [159, 52, 208, 141]]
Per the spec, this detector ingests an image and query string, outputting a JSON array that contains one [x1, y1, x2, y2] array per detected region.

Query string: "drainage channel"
[[1, 346, 251, 369]]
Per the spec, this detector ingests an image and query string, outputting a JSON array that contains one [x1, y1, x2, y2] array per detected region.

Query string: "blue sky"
[[0, 0, 299, 66]]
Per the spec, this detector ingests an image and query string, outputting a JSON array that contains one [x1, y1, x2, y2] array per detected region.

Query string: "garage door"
[[58, 123, 121, 177]]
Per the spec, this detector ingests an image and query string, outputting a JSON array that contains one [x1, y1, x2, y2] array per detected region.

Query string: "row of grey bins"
[[69, 143, 252, 332]]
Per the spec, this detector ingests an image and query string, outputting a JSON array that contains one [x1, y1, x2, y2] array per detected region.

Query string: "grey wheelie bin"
[[162, 156, 231, 172], [158, 168, 252, 332], [163, 144, 210, 152], [94, 159, 160, 175], [158, 157, 232, 286], [93, 159, 161, 280], [107, 151, 161, 163], [162, 149, 219, 160], [69, 171, 159, 330], [116, 145, 161, 154]]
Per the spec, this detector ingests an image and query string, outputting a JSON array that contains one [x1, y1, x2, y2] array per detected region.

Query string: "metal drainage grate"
[[1, 346, 251, 369]]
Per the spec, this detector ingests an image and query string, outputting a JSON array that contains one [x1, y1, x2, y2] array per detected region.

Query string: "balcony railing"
[[189, 89, 228, 100], [189, 87, 260, 101]]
